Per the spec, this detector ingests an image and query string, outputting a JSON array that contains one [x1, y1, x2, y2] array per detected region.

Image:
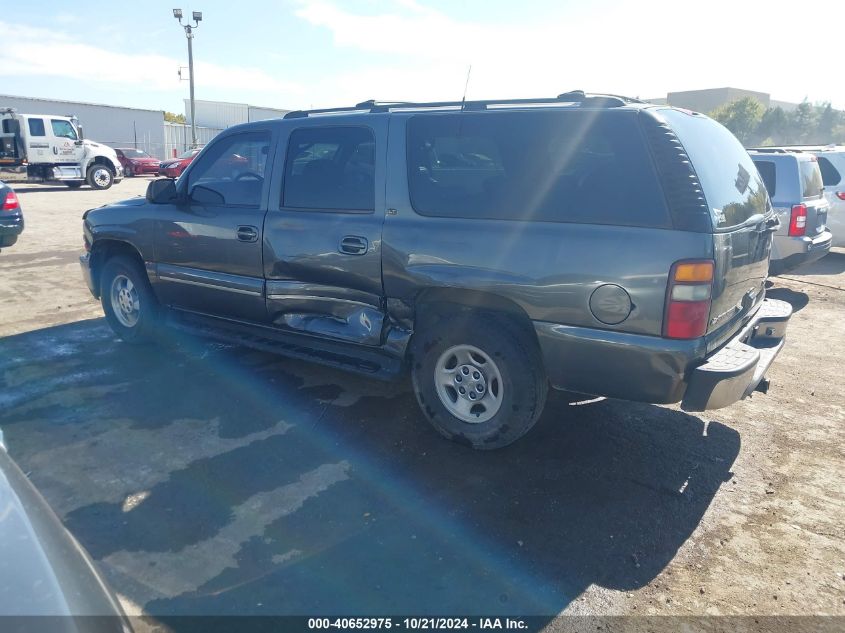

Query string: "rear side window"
[[27, 118, 46, 137], [753, 160, 777, 197], [282, 126, 375, 212], [800, 159, 824, 199], [406, 110, 670, 227], [661, 109, 769, 229], [817, 156, 841, 186]]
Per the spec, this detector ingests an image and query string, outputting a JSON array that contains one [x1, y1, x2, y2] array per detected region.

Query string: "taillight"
[[788, 204, 807, 237], [836, 191, 845, 201], [2, 191, 19, 211], [664, 260, 714, 340]]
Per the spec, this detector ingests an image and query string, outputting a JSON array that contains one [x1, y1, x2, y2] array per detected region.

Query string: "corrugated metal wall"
[[163, 122, 223, 158], [186, 99, 289, 128], [0, 94, 166, 158]]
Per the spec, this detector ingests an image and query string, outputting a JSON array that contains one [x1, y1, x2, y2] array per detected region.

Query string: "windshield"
[[121, 149, 150, 158]]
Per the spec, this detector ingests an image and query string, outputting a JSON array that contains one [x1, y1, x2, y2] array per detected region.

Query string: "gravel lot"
[[0, 179, 843, 623]]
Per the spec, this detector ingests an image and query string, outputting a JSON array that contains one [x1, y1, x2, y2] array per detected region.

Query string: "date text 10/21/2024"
[[307, 618, 529, 630]]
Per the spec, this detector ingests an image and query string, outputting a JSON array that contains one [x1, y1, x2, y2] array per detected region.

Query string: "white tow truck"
[[0, 108, 123, 189]]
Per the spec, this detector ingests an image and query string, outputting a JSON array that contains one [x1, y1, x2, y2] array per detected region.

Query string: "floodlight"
[[193, 11, 202, 22], [173, 8, 183, 19]]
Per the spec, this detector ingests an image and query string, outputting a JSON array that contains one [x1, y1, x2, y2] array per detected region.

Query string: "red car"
[[114, 148, 161, 177], [159, 148, 201, 178]]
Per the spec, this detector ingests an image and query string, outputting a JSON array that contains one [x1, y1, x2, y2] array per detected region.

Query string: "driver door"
[[153, 129, 274, 322], [48, 118, 85, 164]]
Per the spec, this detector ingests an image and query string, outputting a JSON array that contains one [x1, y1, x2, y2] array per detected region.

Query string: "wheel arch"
[[411, 288, 541, 352], [88, 239, 147, 298]]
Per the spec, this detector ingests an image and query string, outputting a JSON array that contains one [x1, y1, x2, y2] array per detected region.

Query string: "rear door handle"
[[236, 225, 259, 243], [339, 235, 368, 255]]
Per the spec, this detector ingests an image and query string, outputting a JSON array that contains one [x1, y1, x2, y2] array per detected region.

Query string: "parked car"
[[114, 148, 160, 177], [159, 148, 201, 178], [748, 149, 832, 273], [813, 147, 845, 247], [0, 428, 131, 625], [0, 180, 23, 251], [80, 93, 792, 449]]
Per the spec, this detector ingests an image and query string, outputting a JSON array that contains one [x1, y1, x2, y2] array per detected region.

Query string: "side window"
[[28, 118, 46, 137], [187, 131, 271, 207], [50, 119, 77, 140], [817, 156, 841, 186], [753, 160, 777, 197], [406, 111, 670, 227], [282, 126, 375, 212]]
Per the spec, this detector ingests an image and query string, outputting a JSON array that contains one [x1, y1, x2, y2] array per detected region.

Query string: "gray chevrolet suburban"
[[80, 92, 792, 449]]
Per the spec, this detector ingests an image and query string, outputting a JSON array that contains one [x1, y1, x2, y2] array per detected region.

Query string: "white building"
[[0, 94, 166, 158], [185, 99, 290, 128]]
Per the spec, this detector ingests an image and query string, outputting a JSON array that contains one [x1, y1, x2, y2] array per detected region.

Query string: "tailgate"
[[707, 214, 772, 351]]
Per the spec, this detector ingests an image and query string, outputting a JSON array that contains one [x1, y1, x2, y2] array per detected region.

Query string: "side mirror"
[[76, 125, 84, 140], [146, 178, 178, 204]]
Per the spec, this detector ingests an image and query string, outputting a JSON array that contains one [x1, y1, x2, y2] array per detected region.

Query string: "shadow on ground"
[[0, 319, 740, 618], [788, 250, 845, 277]]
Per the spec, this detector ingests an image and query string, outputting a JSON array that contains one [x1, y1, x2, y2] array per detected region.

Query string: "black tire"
[[87, 163, 114, 190], [411, 311, 549, 450], [100, 256, 159, 343], [125, 165, 134, 177], [65, 181, 83, 189]]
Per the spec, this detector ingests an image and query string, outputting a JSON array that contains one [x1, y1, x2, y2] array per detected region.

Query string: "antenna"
[[460, 65, 472, 111]]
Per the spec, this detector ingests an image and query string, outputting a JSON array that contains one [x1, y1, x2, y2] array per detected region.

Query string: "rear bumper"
[[681, 298, 792, 411], [0, 213, 24, 247], [534, 297, 792, 410], [770, 230, 832, 275]]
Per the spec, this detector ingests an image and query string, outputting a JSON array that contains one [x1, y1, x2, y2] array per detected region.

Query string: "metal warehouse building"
[[186, 99, 290, 128], [0, 94, 166, 158]]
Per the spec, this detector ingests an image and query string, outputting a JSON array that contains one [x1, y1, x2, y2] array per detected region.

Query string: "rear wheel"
[[411, 312, 548, 449], [125, 165, 134, 177], [87, 164, 114, 190], [100, 256, 159, 343]]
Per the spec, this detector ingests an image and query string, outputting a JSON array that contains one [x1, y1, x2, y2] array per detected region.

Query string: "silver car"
[[749, 149, 832, 274], [809, 146, 845, 247]]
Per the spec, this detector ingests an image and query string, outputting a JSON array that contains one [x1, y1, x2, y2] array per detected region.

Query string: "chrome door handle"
[[339, 235, 368, 255], [236, 225, 259, 242]]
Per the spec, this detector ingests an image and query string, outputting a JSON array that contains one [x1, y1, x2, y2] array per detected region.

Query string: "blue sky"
[[1, 0, 843, 114]]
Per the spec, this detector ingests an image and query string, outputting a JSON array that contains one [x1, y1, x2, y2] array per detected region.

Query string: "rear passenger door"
[[263, 120, 387, 345]]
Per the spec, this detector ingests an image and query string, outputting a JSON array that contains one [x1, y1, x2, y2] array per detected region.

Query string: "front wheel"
[[100, 256, 159, 343], [411, 312, 548, 450], [87, 164, 114, 190]]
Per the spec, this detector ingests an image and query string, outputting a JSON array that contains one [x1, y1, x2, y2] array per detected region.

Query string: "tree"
[[816, 103, 840, 142], [709, 97, 765, 145], [788, 101, 817, 144], [755, 107, 788, 145], [164, 111, 186, 124]]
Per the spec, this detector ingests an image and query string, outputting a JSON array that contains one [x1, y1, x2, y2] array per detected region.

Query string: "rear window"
[[753, 160, 777, 197], [661, 109, 769, 229], [27, 118, 46, 137], [800, 159, 824, 199], [406, 110, 670, 228], [817, 156, 841, 186]]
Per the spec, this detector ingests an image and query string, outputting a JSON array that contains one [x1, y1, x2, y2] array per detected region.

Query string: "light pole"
[[173, 8, 202, 149]]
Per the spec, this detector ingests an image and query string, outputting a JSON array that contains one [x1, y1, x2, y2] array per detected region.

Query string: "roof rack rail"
[[284, 91, 643, 119], [747, 148, 794, 153]]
